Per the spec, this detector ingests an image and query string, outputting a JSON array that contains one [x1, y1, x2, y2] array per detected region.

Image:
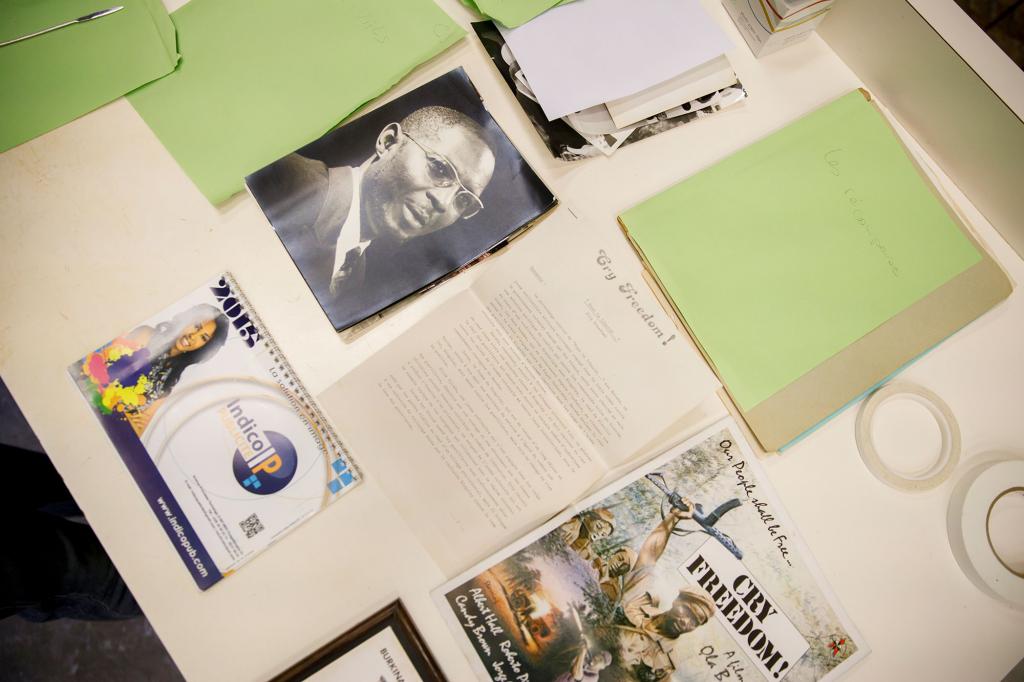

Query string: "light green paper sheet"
[[459, 0, 574, 28], [620, 92, 981, 411], [0, 0, 178, 152], [128, 0, 464, 204]]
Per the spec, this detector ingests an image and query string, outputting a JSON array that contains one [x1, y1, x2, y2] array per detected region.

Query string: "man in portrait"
[[249, 104, 497, 330]]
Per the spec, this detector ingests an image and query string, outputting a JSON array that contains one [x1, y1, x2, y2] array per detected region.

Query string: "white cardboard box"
[[723, 0, 834, 56]]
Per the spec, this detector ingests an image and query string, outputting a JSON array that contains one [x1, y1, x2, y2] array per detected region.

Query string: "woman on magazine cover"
[[76, 303, 229, 435]]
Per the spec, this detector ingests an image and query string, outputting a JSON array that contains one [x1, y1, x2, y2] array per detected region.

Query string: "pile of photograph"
[[474, 0, 747, 161]]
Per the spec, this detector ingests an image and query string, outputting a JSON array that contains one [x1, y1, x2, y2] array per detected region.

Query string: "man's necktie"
[[330, 248, 360, 295]]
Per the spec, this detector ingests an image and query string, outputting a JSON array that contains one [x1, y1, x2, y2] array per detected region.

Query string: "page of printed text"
[[322, 290, 606, 573], [474, 209, 718, 466], [320, 210, 718, 572]]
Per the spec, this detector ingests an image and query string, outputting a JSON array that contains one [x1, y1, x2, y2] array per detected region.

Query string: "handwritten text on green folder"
[[128, 0, 464, 204], [0, 0, 178, 152], [620, 92, 980, 411]]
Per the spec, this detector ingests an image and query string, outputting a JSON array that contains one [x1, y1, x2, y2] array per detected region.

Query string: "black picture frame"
[[271, 600, 447, 681]]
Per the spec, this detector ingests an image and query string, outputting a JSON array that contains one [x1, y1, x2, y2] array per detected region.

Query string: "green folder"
[[128, 0, 464, 204], [459, 0, 574, 28], [620, 91, 1010, 450], [0, 0, 178, 152]]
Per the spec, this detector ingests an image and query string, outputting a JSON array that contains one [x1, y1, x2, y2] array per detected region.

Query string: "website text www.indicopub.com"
[[156, 496, 210, 578]]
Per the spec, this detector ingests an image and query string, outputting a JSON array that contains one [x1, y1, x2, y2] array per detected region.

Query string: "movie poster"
[[436, 419, 866, 682]]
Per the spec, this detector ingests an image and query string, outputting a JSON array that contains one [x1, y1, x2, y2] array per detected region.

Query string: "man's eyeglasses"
[[402, 131, 484, 220]]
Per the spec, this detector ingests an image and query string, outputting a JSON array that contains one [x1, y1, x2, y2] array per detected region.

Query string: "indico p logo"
[[232, 430, 297, 495]]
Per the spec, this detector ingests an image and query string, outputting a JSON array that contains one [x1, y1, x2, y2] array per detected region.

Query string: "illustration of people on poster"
[[437, 420, 866, 682]]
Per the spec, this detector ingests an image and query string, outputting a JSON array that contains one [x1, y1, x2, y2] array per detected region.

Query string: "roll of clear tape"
[[947, 459, 1024, 609], [854, 382, 961, 491]]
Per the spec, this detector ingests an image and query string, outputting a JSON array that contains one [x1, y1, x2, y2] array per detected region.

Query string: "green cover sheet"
[[459, 0, 573, 28], [619, 91, 981, 411], [128, 0, 464, 204], [0, 0, 178, 152]]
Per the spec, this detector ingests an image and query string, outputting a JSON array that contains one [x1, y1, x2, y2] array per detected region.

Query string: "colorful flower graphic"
[[78, 337, 150, 415]]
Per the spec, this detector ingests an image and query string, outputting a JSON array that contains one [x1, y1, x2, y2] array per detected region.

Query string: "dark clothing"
[[248, 154, 347, 298], [247, 154, 440, 331], [0, 447, 140, 621]]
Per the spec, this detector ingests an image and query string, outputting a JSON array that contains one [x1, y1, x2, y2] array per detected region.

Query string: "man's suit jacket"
[[247, 154, 420, 331]]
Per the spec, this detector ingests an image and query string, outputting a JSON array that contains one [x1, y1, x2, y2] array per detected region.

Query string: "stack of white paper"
[[496, 0, 742, 156]]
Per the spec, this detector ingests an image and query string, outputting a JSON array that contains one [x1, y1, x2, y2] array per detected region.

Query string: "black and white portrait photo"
[[246, 68, 555, 332]]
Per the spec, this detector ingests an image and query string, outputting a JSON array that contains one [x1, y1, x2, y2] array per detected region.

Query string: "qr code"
[[239, 513, 264, 539]]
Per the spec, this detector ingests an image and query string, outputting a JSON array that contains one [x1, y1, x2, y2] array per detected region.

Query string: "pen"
[[0, 6, 124, 48]]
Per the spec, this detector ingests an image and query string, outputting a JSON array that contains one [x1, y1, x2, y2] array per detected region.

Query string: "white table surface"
[[1, 0, 1022, 679]]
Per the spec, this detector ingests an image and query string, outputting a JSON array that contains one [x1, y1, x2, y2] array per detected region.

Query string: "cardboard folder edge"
[[745, 94, 1014, 450], [617, 89, 1014, 452]]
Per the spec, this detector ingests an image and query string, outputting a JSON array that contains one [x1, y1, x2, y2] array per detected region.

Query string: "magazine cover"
[[68, 273, 359, 589], [435, 418, 866, 682], [246, 67, 556, 332]]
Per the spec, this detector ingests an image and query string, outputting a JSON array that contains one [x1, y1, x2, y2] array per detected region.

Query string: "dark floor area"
[[956, 0, 1024, 67], [0, 377, 182, 680], [0, 617, 184, 682]]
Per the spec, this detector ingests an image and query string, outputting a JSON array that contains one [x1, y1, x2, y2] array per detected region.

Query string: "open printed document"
[[320, 209, 719, 572], [435, 418, 867, 682]]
